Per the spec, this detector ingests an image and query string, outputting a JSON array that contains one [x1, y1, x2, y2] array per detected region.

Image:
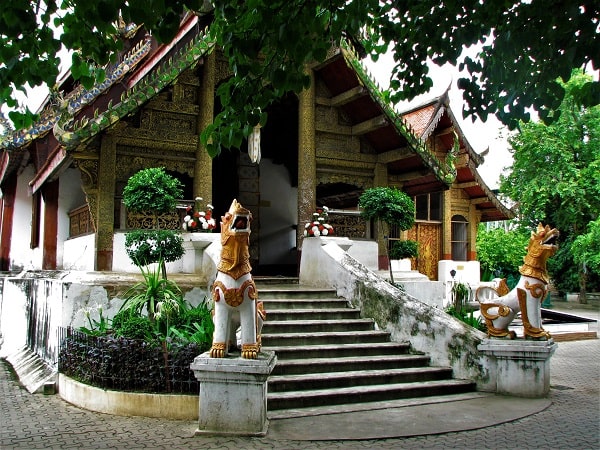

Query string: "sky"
[[365, 52, 514, 190]]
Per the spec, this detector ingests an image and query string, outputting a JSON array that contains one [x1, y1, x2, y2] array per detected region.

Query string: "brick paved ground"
[[1, 338, 598, 450]]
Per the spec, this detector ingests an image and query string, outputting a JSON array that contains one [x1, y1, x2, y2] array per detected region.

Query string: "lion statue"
[[477, 223, 559, 340], [209, 199, 263, 359]]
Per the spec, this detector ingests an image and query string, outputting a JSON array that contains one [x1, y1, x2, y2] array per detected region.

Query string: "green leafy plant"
[[359, 187, 416, 231], [451, 281, 471, 315], [78, 304, 111, 336], [389, 240, 419, 260], [445, 305, 486, 332], [125, 230, 184, 266], [359, 187, 416, 283], [476, 223, 529, 282], [122, 167, 183, 214], [122, 167, 185, 280], [119, 260, 183, 324]]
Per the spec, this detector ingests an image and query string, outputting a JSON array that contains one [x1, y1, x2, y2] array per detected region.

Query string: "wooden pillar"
[[297, 69, 316, 248], [468, 204, 480, 261], [41, 180, 59, 269], [442, 189, 453, 260], [195, 51, 215, 203], [0, 175, 17, 271], [96, 134, 117, 271]]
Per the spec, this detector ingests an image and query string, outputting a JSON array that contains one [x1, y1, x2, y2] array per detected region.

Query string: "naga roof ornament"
[[0, 37, 152, 152], [53, 28, 215, 151]]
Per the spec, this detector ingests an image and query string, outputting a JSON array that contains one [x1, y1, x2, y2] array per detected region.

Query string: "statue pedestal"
[[478, 338, 557, 397], [190, 351, 277, 436]]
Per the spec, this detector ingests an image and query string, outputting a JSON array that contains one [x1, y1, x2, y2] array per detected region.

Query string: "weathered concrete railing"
[[299, 236, 488, 385]]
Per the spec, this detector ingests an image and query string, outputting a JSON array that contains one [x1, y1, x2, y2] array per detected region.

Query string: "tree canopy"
[[1, 1, 598, 151], [499, 70, 600, 297]]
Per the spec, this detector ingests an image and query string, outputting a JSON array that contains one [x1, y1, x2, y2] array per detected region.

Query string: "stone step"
[[258, 287, 338, 300], [260, 297, 348, 309], [267, 379, 476, 411], [259, 282, 476, 414], [262, 318, 375, 333], [262, 342, 412, 360], [266, 308, 361, 321], [254, 276, 299, 286], [262, 330, 391, 346], [267, 391, 490, 420], [268, 367, 454, 393], [271, 354, 431, 376]]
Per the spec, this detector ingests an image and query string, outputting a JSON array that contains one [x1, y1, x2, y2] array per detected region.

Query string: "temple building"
[[0, 12, 512, 280]]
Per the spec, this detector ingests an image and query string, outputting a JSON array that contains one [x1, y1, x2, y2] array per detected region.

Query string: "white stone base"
[[478, 338, 557, 397], [190, 351, 277, 436]]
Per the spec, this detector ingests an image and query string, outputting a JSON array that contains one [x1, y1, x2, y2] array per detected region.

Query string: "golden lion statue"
[[477, 224, 559, 340], [209, 199, 263, 359]]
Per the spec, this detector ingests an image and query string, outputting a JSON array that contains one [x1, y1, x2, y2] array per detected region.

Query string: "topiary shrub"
[[389, 239, 419, 260]]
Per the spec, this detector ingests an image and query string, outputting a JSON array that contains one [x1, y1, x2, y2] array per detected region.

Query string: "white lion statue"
[[477, 223, 559, 340], [209, 199, 264, 359]]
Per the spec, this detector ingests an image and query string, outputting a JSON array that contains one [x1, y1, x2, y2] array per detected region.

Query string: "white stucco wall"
[[57, 168, 87, 268], [258, 158, 298, 265], [10, 165, 42, 271]]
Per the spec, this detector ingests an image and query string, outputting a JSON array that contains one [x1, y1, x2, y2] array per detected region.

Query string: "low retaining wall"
[[59, 374, 198, 420]]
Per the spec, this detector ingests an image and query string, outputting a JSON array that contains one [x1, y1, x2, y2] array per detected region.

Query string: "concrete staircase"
[[258, 278, 477, 417]]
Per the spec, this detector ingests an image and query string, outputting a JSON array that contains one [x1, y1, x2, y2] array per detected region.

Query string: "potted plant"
[[389, 239, 419, 271], [358, 187, 416, 283]]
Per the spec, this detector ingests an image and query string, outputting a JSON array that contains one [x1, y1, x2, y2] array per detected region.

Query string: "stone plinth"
[[478, 338, 557, 397], [190, 351, 276, 436]]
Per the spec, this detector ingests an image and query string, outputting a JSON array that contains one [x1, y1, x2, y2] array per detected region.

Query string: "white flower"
[[317, 216, 324, 222], [323, 206, 329, 212], [322, 229, 329, 236], [195, 197, 203, 202], [202, 221, 209, 230], [184, 215, 191, 222], [199, 211, 206, 217], [313, 229, 321, 237], [207, 204, 214, 210], [208, 218, 216, 226], [303, 230, 308, 236]]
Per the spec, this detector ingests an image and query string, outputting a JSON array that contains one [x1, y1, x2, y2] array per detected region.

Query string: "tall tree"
[[500, 70, 600, 301], [0, 1, 598, 152]]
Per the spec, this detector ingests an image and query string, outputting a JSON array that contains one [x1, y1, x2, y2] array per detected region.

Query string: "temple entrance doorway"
[[211, 93, 299, 277]]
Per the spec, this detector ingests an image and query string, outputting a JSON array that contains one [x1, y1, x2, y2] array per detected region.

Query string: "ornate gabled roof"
[[313, 41, 456, 196], [11, 13, 215, 192], [400, 89, 514, 221], [53, 29, 214, 151]]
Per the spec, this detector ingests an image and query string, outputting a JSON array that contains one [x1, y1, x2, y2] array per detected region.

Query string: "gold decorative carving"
[[519, 224, 559, 284], [74, 158, 99, 190], [209, 342, 226, 358], [126, 210, 181, 230], [241, 343, 259, 360], [328, 213, 367, 239], [212, 279, 258, 308], [479, 303, 517, 339], [517, 288, 551, 340], [524, 281, 546, 300], [408, 223, 441, 280]]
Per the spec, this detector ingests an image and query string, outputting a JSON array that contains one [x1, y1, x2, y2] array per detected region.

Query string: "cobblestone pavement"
[[1, 337, 598, 450]]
